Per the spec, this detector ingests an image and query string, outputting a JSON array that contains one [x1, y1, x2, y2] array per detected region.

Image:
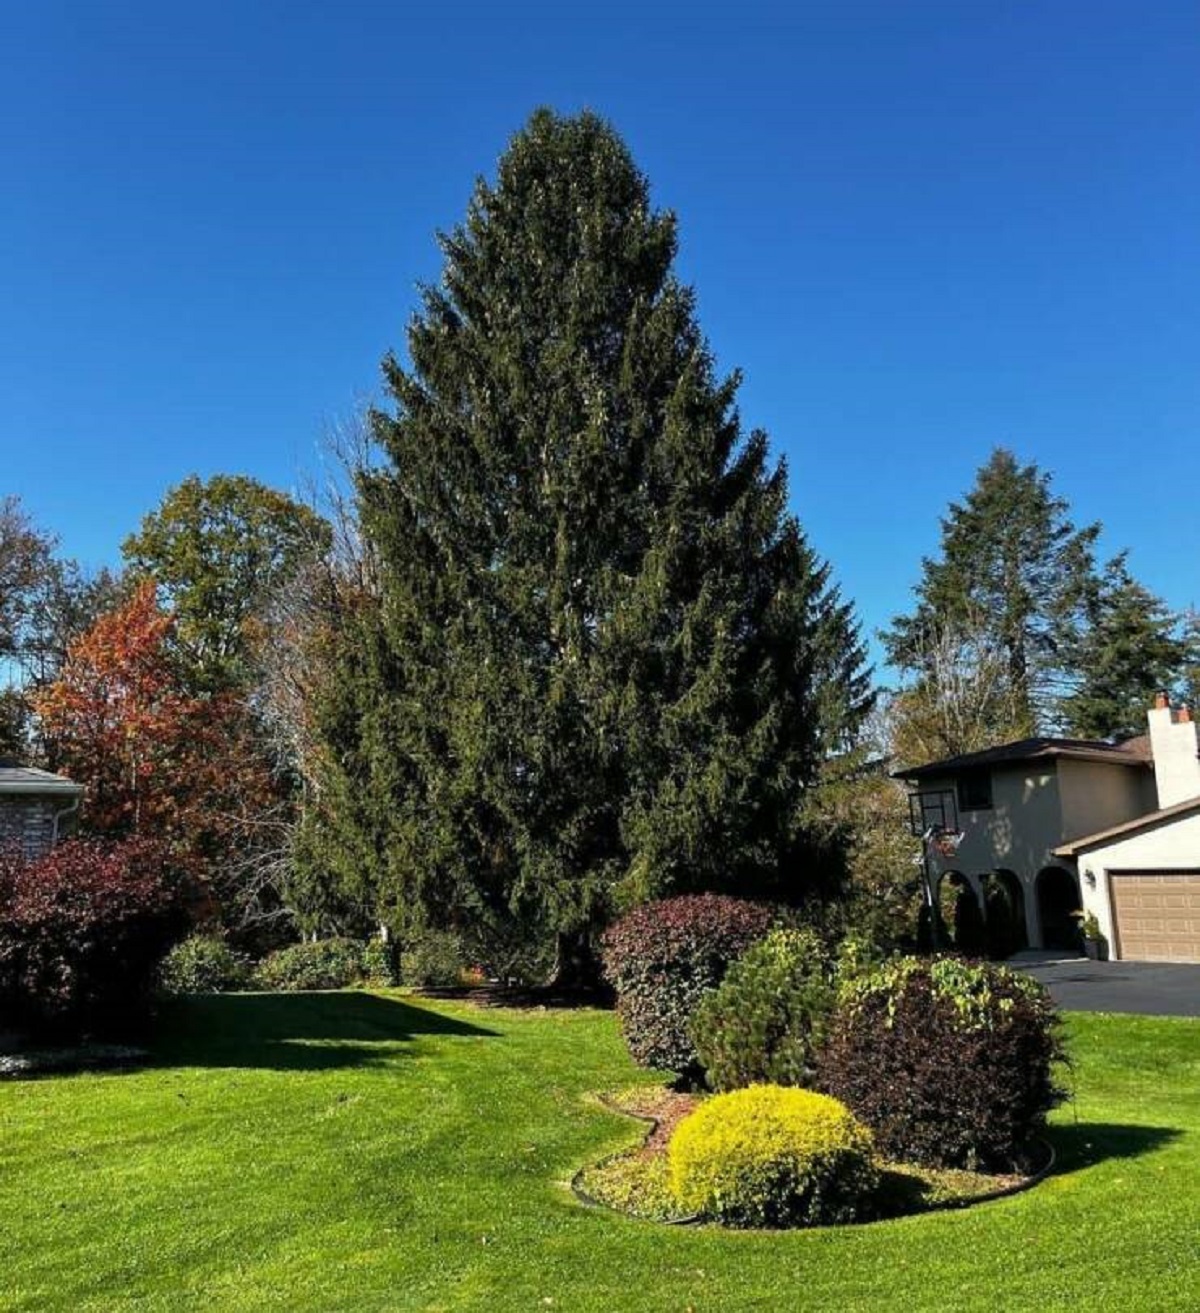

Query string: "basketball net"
[[930, 827, 964, 859]]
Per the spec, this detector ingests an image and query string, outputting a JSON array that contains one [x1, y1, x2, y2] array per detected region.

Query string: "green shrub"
[[399, 930, 466, 988], [251, 938, 366, 992], [159, 933, 248, 994], [691, 929, 834, 1092], [361, 936, 398, 986], [818, 956, 1067, 1170], [602, 896, 776, 1076], [668, 1085, 878, 1227]]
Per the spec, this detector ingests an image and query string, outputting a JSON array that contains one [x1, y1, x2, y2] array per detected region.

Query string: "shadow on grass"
[[149, 990, 499, 1073], [871, 1122, 1182, 1217], [1048, 1121, 1181, 1173]]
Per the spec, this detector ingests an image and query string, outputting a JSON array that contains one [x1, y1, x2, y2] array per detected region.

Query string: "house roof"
[[1053, 795, 1200, 857], [894, 734, 1152, 782], [0, 765, 84, 797]]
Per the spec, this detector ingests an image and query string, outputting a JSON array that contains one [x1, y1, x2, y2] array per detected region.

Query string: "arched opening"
[[1036, 866, 1082, 952], [936, 872, 986, 955], [936, 871, 964, 937], [983, 869, 1028, 958]]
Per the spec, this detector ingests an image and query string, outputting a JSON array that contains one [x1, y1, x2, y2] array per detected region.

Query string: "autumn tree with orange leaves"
[[35, 581, 280, 923]]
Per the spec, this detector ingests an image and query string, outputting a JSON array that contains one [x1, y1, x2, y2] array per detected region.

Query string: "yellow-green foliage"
[[668, 1085, 878, 1228]]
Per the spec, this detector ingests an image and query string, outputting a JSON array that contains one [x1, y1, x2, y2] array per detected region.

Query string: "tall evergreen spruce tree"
[[1059, 554, 1192, 739], [885, 449, 1099, 734], [327, 111, 863, 976]]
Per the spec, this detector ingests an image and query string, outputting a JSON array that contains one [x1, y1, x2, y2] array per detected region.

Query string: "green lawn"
[[2, 993, 1196, 1312]]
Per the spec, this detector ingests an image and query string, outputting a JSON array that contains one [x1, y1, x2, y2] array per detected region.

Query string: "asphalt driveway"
[[1011, 953, 1200, 1018]]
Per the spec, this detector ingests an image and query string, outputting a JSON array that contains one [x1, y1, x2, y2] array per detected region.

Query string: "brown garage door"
[[1110, 872, 1200, 963]]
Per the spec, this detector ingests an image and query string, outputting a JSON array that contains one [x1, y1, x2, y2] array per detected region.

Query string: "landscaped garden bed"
[[574, 1085, 1054, 1225], [591, 899, 1072, 1233]]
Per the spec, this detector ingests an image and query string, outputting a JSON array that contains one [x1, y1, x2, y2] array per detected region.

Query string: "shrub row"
[[157, 934, 403, 995]]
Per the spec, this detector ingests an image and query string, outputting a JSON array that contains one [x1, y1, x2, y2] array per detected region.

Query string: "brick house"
[[0, 762, 84, 859]]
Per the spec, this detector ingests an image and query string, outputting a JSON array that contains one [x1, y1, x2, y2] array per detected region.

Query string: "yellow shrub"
[[668, 1085, 878, 1227]]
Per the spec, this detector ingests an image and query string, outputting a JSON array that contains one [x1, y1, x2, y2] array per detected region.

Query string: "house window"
[[956, 769, 992, 812]]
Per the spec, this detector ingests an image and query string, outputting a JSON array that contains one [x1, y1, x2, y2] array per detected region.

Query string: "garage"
[[1054, 797, 1200, 964], [1109, 872, 1200, 963]]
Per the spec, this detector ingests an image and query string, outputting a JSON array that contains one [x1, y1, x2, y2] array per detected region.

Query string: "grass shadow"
[[148, 990, 499, 1073], [1048, 1121, 1181, 1173]]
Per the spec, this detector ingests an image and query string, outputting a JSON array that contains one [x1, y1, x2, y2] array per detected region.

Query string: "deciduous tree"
[[34, 582, 279, 923], [123, 475, 330, 694]]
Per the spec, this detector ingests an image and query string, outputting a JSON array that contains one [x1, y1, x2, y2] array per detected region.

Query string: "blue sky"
[[5, 1, 1198, 669]]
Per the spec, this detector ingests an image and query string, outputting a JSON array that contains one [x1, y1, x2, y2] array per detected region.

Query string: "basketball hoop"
[[930, 827, 964, 859]]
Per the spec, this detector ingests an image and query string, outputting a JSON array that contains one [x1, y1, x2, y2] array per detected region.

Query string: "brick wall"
[[0, 796, 59, 859]]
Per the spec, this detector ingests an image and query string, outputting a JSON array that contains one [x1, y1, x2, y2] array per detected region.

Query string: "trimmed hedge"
[[691, 928, 834, 1092], [602, 895, 775, 1076], [669, 1085, 878, 1227], [818, 956, 1067, 1170], [159, 933, 249, 994], [0, 837, 185, 1037], [252, 938, 369, 992]]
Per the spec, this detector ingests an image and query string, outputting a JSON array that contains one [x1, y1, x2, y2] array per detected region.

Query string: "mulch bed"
[[0, 1043, 149, 1079], [573, 1084, 1055, 1227]]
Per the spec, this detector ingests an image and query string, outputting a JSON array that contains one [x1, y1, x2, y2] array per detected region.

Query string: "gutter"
[[0, 781, 85, 796], [50, 794, 82, 845]]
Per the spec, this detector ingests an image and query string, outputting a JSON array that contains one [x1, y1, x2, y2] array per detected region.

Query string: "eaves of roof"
[[1053, 795, 1200, 857]]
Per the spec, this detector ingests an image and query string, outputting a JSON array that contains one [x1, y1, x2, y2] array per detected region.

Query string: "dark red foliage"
[[818, 958, 1067, 1171], [601, 894, 775, 1075], [0, 837, 186, 1037]]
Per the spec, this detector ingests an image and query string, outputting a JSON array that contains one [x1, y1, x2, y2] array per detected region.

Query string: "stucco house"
[[0, 761, 84, 859], [897, 694, 1200, 963]]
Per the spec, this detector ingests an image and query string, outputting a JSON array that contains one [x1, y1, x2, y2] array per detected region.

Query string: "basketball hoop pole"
[[919, 826, 943, 951], [919, 824, 963, 951]]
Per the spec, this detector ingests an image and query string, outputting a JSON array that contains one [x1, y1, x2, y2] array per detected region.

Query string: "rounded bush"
[[399, 929, 465, 988], [251, 937, 367, 992], [668, 1085, 878, 1228], [818, 956, 1067, 1170], [691, 928, 833, 1092], [0, 837, 185, 1037], [361, 936, 399, 987], [601, 895, 775, 1075], [159, 933, 248, 994]]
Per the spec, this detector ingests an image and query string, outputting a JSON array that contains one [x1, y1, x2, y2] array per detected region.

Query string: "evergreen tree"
[[1059, 554, 1191, 739], [323, 110, 864, 975], [885, 449, 1099, 735]]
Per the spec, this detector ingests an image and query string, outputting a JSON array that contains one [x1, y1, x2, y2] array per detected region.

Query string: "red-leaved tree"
[[34, 582, 278, 918]]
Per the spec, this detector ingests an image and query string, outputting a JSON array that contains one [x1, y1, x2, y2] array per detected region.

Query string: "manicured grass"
[[1, 994, 1196, 1311]]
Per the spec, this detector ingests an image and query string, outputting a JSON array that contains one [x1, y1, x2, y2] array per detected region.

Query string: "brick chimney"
[[1147, 696, 1200, 808]]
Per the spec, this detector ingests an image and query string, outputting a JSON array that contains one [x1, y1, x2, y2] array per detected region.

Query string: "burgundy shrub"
[[0, 837, 186, 1037], [818, 957, 1068, 1171], [601, 894, 776, 1076]]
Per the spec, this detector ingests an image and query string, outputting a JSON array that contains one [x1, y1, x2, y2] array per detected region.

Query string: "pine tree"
[[885, 449, 1099, 735], [324, 110, 865, 976], [1059, 554, 1191, 739]]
